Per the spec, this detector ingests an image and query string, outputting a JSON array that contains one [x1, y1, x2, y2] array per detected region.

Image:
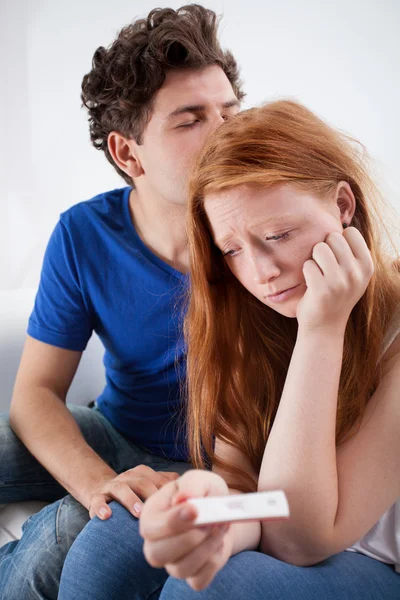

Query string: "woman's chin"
[[262, 298, 299, 319], [278, 306, 298, 318]]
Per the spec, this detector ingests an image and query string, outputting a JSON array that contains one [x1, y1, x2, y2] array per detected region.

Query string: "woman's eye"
[[223, 248, 240, 257], [222, 232, 291, 257], [266, 232, 290, 242]]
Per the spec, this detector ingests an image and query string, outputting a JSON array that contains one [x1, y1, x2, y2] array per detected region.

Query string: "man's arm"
[[10, 335, 117, 510]]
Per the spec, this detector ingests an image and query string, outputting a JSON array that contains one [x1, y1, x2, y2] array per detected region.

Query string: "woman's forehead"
[[204, 183, 320, 223]]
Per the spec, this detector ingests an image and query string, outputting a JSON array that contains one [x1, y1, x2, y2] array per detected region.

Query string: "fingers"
[[342, 227, 374, 275], [141, 478, 180, 514], [141, 470, 230, 541], [323, 228, 373, 274], [117, 476, 159, 514], [89, 465, 178, 520], [160, 471, 181, 481], [140, 496, 198, 540], [174, 470, 230, 503], [89, 495, 113, 520], [144, 524, 217, 568], [302, 258, 324, 290], [324, 231, 354, 266], [308, 228, 373, 285], [90, 480, 154, 520], [164, 526, 229, 579], [140, 471, 232, 592], [126, 465, 178, 489], [186, 554, 224, 592], [311, 242, 340, 276]]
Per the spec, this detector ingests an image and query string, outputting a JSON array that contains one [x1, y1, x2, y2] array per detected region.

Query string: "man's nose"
[[208, 113, 226, 135]]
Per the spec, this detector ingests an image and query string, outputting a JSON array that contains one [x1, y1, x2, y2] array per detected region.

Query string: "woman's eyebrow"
[[250, 213, 294, 229], [215, 214, 295, 247]]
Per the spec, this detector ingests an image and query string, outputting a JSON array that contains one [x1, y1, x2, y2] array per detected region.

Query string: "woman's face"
[[204, 183, 345, 318]]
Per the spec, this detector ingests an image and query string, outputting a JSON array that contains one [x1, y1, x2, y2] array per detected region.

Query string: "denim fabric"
[[161, 551, 400, 600], [59, 501, 400, 600], [0, 404, 191, 600]]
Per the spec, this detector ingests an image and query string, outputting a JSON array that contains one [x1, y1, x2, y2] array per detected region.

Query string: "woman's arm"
[[212, 438, 261, 556], [258, 328, 400, 566]]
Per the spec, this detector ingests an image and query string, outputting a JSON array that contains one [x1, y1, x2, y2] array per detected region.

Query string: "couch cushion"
[[0, 501, 48, 546], [0, 288, 106, 412]]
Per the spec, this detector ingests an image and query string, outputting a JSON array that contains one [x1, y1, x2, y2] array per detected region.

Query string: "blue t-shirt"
[[28, 187, 189, 461]]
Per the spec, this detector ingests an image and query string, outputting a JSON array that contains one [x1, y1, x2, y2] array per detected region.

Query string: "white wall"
[[1, 0, 399, 290]]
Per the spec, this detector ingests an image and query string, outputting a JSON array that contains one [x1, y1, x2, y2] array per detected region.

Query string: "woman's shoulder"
[[380, 304, 400, 367]]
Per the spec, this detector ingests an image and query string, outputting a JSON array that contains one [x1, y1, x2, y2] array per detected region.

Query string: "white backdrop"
[[1, 0, 399, 290]]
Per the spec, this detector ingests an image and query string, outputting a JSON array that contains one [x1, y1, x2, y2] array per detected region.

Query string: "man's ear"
[[335, 181, 356, 226], [108, 132, 144, 179]]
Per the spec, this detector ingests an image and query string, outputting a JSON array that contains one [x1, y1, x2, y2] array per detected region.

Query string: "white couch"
[[0, 288, 105, 547]]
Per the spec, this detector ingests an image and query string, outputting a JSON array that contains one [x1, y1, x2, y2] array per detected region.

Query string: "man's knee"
[[60, 502, 164, 598], [0, 495, 89, 600], [54, 494, 91, 549], [66, 501, 141, 558]]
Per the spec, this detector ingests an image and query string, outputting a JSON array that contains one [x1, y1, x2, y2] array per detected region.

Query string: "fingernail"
[[180, 506, 195, 521], [133, 502, 142, 514], [99, 507, 108, 518]]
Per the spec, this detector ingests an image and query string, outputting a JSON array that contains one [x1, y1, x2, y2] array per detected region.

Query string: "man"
[[0, 4, 243, 598]]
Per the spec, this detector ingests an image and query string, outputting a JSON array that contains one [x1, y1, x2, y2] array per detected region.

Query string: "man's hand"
[[88, 465, 180, 520]]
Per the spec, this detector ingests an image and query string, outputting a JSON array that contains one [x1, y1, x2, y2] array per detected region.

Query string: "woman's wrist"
[[297, 321, 347, 342], [229, 519, 262, 556]]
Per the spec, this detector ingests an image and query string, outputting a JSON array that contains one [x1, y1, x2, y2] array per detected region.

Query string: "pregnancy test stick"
[[187, 490, 289, 526]]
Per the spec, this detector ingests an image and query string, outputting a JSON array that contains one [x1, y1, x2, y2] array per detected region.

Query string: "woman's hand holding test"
[[140, 470, 233, 591]]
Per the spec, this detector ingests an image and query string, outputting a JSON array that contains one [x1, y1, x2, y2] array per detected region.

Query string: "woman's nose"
[[252, 253, 281, 285]]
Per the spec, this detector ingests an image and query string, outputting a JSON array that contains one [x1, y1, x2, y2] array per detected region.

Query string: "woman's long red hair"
[[184, 100, 400, 492]]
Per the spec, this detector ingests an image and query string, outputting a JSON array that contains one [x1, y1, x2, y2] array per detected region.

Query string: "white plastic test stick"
[[187, 490, 289, 526]]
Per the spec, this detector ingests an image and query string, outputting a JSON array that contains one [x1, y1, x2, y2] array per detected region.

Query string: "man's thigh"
[[0, 494, 89, 600], [59, 501, 168, 600], [0, 404, 124, 503]]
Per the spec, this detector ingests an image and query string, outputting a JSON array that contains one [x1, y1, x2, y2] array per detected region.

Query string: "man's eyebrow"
[[167, 99, 240, 120]]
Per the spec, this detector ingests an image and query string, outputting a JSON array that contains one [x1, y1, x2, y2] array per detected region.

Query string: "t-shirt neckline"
[[122, 187, 187, 282]]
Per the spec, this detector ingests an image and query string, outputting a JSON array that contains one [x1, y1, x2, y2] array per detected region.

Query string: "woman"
[[59, 101, 400, 599], [140, 100, 400, 598]]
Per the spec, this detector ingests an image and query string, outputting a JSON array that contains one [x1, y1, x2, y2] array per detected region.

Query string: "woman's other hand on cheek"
[[297, 227, 374, 332], [140, 469, 233, 591]]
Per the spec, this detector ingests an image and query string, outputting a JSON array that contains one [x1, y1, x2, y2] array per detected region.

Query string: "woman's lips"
[[266, 283, 301, 303]]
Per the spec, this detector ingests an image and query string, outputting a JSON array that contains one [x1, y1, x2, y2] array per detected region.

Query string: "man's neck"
[[128, 188, 189, 274]]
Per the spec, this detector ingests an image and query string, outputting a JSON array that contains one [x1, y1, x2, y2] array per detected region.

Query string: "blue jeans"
[[59, 501, 400, 600], [0, 404, 191, 600]]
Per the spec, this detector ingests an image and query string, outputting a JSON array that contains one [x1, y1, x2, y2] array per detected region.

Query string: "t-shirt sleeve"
[[28, 218, 93, 351]]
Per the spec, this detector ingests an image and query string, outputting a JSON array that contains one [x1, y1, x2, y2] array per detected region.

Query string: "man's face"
[[133, 65, 240, 205]]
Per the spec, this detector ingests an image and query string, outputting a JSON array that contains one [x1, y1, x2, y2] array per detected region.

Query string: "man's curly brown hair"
[[81, 4, 245, 185]]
